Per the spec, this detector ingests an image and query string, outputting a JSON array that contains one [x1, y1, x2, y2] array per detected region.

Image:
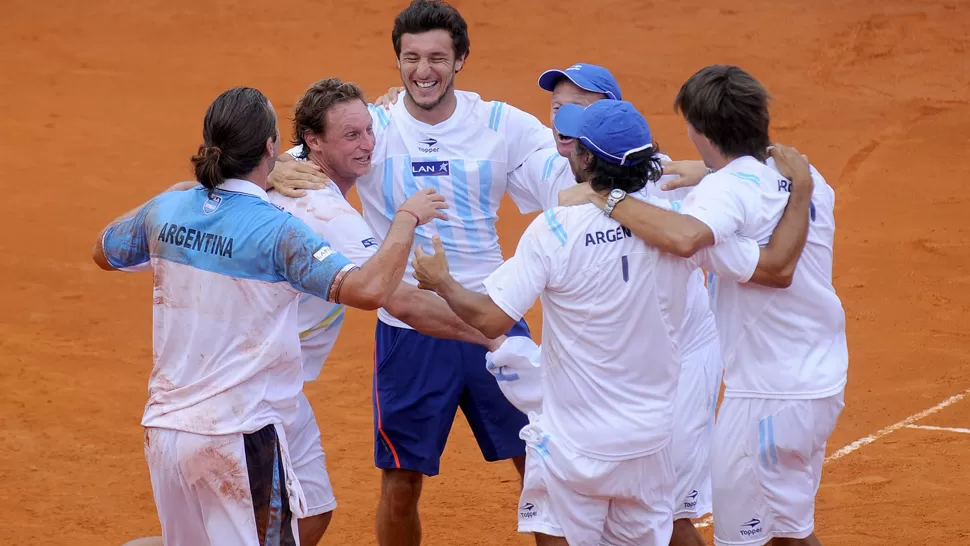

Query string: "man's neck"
[[308, 152, 355, 197], [709, 153, 738, 171], [247, 161, 272, 191], [403, 90, 458, 126]]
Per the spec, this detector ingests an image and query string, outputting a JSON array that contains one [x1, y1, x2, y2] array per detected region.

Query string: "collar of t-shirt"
[[724, 155, 760, 171], [392, 90, 471, 134], [219, 178, 269, 202]]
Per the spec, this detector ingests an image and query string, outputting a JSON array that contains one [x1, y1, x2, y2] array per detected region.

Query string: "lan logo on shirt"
[[411, 160, 449, 177]]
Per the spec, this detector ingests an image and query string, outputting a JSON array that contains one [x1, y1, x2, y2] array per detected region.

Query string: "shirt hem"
[[377, 309, 414, 330], [554, 430, 672, 462], [140, 418, 283, 436], [723, 377, 847, 400]]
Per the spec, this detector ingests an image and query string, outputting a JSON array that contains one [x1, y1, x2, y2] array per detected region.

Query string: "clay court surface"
[[3, 0, 970, 544]]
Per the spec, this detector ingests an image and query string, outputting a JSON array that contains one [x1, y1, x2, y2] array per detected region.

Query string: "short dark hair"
[[392, 0, 470, 60], [292, 78, 367, 159], [674, 65, 771, 162], [191, 87, 277, 190], [577, 141, 664, 194]]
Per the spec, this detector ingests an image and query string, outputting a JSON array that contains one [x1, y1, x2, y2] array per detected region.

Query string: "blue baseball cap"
[[537, 63, 622, 100], [553, 100, 653, 165]]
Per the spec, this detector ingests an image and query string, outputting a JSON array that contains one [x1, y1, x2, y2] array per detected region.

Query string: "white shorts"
[[671, 339, 722, 520], [282, 391, 337, 517], [517, 417, 675, 546], [144, 423, 304, 546], [712, 391, 845, 546]]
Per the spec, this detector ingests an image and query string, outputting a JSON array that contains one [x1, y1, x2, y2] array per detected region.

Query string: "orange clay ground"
[[2, 0, 969, 544]]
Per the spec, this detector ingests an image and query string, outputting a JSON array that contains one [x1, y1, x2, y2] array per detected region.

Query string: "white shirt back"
[[268, 184, 379, 381], [512, 149, 720, 359], [645, 171, 719, 358], [483, 197, 694, 461], [682, 156, 848, 399]]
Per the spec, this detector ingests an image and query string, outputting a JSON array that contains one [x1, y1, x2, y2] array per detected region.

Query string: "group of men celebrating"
[[101, 1, 849, 545]]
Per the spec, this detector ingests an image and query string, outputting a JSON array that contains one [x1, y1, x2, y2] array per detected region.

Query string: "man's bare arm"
[[410, 236, 516, 340], [748, 146, 815, 288], [335, 189, 448, 310], [588, 191, 715, 258], [383, 283, 499, 348], [432, 276, 516, 340]]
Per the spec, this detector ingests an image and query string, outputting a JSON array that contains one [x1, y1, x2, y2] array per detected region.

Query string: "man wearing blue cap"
[[409, 99, 769, 546], [511, 63, 723, 546], [562, 65, 838, 546], [539, 63, 620, 153]]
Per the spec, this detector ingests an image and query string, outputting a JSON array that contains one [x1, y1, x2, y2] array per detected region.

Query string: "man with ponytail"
[[92, 86, 447, 546]]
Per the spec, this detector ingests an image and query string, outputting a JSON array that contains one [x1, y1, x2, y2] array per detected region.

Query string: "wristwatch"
[[603, 188, 627, 217]]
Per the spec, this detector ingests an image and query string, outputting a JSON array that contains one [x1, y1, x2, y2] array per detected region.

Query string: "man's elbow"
[[767, 273, 794, 288], [774, 264, 797, 288], [344, 279, 389, 311], [751, 267, 794, 288], [757, 254, 798, 288], [478, 313, 515, 339], [91, 245, 115, 271], [479, 322, 508, 340], [382, 291, 415, 322], [669, 232, 706, 258], [363, 283, 393, 310]]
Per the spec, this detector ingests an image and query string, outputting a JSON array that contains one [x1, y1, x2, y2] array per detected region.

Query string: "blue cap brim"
[[553, 103, 586, 139], [538, 68, 620, 100], [538, 69, 568, 92]]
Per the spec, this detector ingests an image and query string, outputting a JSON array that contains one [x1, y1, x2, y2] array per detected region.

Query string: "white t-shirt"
[[289, 90, 557, 330], [510, 149, 720, 359], [99, 179, 355, 435], [645, 166, 720, 359], [268, 185, 378, 381], [682, 156, 848, 399], [481, 194, 755, 461]]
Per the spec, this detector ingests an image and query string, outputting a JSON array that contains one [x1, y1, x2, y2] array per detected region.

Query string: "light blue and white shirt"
[[290, 90, 556, 329], [101, 179, 355, 435]]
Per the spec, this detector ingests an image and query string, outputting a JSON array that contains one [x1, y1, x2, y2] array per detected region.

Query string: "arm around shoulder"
[[592, 192, 715, 258], [747, 145, 817, 288]]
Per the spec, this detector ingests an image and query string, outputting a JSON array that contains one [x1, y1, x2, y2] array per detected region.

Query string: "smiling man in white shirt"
[[266, 76, 507, 546], [268, 3, 563, 544]]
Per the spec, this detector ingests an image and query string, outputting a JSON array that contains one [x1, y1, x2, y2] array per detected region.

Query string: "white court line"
[[694, 387, 970, 529], [824, 388, 970, 461], [906, 424, 970, 435]]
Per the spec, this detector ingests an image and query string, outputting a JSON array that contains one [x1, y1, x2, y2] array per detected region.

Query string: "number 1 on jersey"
[[621, 255, 629, 282]]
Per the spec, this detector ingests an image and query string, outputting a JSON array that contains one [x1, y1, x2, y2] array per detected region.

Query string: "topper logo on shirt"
[[417, 137, 439, 154], [202, 194, 222, 215], [362, 237, 378, 249], [411, 160, 449, 177]]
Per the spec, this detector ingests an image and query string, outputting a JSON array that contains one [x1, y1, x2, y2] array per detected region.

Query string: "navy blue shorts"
[[372, 319, 531, 476], [244, 424, 296, 546]]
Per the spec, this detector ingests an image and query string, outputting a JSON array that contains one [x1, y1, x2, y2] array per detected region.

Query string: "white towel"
[[485, 336, 543, 415]]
